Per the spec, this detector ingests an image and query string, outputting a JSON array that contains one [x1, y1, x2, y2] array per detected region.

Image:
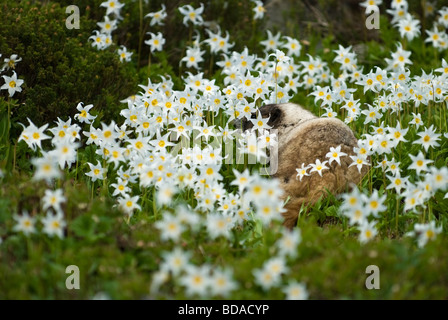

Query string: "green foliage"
[[0, 0, 139, 135], [1, 0, 448, 300], [2, 178, 448, 300]]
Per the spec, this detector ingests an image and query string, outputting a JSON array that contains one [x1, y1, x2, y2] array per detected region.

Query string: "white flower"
[[74, 102, 97, 124], [110, 178, 130, 197], [117, 194, 141, 217], [1, 71, 24, 97], [362, 189, 387, 218], [100, 0, 125, 19], [50, 138, 80, 169], [252, 0, 266, 20], [85, 161, 106, 182], [283, 281, 309, 300], [209, 268, 238, 298], [264, 256, 289, 278], [145, 32, 165, 53], [31, 152, 62, 183], [2, 54, 22, 70], [409, 221, 442, 248], [413, 125, 441, 151], [154, 213, 185, 242], [349, 154, 370, 173], [161, 247, 192, 276], [255, 201, 284, 225], [42, 189, 66, 213], [358, 220, 378, 243], [18, 118, 51, 152], [145, 4, 167, 26], [156, 185, 178, 206], [276, 228, 302, 258], [408, 151, 433, 175], [309, 159, 329, 177], [181, 46, 205, 70], [206, 213, 234, 240], [97, 15, 118, 34], [180, 264, 211, 297], [178, 3, 204, 26], [117, 45, 133, 62], [326, 145, 347, 166], [12, 210, 37, 236], [296, 163, 310, 181], [41, 211, 66, 239], [253, 266, 281, 291]]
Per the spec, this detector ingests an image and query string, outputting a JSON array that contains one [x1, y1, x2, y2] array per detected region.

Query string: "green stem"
[[153, 187, 157, 220], [12, 142, 16, 173], [102, 158, 108, 197], [137, 0, 144, 68], [395, 196, 399, 235], [75, 149, 79, 182], [147, 52, 151, 76], [209, 54, 214, 77]]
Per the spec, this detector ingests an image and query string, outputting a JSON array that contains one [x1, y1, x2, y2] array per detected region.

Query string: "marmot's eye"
[[250, 114, 256, 119]]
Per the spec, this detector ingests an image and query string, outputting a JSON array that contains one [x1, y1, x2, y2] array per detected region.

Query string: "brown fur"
[[235, 103, 369, 229]]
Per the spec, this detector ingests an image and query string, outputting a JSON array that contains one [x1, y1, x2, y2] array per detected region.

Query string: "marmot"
[[234, 102, 368, 229]]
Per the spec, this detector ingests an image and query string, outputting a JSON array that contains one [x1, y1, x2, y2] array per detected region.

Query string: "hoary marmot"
[[234, 102, 369, 229]]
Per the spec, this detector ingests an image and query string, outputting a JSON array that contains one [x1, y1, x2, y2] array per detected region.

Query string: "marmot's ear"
[[266, 105, 282, 127]]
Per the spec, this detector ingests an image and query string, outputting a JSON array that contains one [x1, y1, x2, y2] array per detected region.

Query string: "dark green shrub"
[[0, 0, 139, 136]]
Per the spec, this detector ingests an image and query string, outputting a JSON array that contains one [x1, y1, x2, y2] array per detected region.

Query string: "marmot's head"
[[232, 103, 316, 131]]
